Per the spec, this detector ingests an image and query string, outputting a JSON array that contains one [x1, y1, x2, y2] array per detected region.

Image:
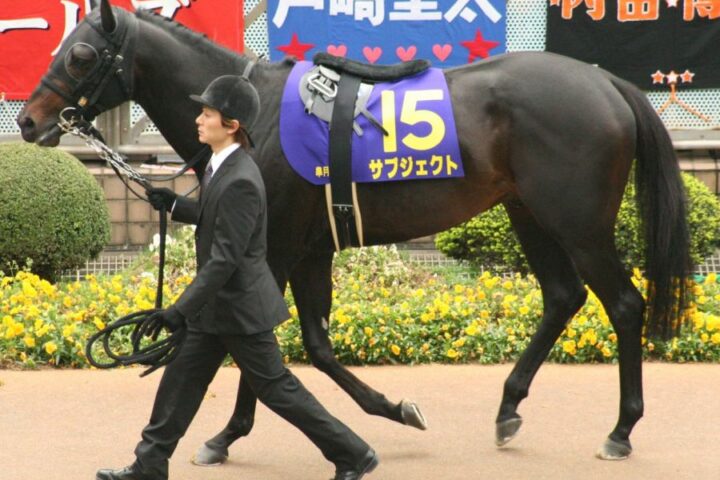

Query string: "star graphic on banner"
[[666, 0, 679, 7], [461, 29, 500, 63], [666, 70, 679, 84], [651, 70, 666, 84], [276, 33, 315, 60], [680, 69, 696, 83]]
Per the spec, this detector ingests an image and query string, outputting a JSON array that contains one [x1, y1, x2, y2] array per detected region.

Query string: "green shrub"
[[0, 143, 110, 281], [435, 173, 720, 271]]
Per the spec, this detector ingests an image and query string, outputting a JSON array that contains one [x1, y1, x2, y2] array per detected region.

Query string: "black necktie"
[[200, 162, 214, 197]]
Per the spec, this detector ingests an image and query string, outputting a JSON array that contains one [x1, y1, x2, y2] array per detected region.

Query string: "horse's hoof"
[[495, 416, 523, 447], [192, 444, 228, 466], [596, 437, 632, 460], [400, 399, 428, 430]]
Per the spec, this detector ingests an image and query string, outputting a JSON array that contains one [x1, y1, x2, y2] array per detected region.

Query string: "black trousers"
[[132, 330, 369, 478]]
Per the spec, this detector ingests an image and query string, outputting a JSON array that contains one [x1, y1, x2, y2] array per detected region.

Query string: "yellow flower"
[[391, 344, 401, 356], [289, 306, 298, 317], [519, 306, 530, 315], [704, 273, 717, 285], [454, 284, 465, 294], [566, 327, 576, 339], [452, 338, 466, 348], [44, 341, 58, 355], [446, 348, 459, 359], [22, 280, 38, 298], [701, 333, 709, 343], [465, 324, 478, 336], [711, 333, 720, 345], [62, 324, 76, 339], [706, 315, 719, 332], [23, 335, 35, 348], [364, 326, 373, 337], [562, 340, 577, 356], [406, 346, 414, 355], [63, 296, 74, 308], [602, 346, 612, 357], [502, 280, 513, 290], [608, 333, 618, 343]]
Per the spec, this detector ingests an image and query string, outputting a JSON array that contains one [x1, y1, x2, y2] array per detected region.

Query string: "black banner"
[[546, 0, 720, 90]]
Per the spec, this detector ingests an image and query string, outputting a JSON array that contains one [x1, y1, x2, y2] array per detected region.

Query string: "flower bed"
[[1, 245, 718, 368]]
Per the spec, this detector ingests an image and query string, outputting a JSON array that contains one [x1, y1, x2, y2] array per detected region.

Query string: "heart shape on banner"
[[396, 45, 417, 62], [326, 44, 347, 57], [432, 44, 452, 62], [363, 46, 383, 64]]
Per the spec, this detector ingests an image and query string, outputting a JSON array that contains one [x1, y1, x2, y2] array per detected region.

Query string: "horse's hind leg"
[[193, 375, 257, 465], [565, 240, 645, 460], [290, 249, 427, 429], [496, 203, 587, 446]]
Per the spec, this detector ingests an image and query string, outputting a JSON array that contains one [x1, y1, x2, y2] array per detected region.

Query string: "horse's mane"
[[133, 9, 296, 70]]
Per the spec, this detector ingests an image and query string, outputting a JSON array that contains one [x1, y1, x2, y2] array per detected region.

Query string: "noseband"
[[40, 8, 138, 121]]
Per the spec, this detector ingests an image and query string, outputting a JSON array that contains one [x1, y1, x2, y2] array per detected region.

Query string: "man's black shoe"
[[96, 465, 158, 480], [333, 449, 379, 480]]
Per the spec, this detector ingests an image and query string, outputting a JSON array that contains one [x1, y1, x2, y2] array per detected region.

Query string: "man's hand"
[[145, 307, 186, 340], [145, 187, 177, 212]]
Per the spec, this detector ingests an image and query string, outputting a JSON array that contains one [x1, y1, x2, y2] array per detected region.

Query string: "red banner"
[[0, 0, 244, 100]]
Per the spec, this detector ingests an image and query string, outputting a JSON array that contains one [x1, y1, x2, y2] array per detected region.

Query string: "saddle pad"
[[280, 61, 464, 185]]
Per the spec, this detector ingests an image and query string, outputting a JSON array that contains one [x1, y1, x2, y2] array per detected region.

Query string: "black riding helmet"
[[189, 75, 261, 131]]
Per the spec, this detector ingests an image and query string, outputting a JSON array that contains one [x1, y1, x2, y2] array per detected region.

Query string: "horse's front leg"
[[290, 249, 427, 429], [193, 375, 257, 466]]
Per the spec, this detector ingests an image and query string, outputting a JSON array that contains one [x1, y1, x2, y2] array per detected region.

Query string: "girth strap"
[[327, 74, 363, 251]]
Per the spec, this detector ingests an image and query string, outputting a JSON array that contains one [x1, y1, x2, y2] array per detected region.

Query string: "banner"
[[546, 0, 720, 90], [268, 0, 506, 67], [0, 0, 244, 100]]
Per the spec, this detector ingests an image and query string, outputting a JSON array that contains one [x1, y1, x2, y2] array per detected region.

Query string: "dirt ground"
[[1, 363, 718, 480]]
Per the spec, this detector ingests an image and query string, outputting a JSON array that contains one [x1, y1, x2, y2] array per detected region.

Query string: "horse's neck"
[[131, 20, 250, 160]]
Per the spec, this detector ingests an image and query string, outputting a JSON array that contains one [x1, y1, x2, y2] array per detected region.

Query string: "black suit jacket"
[[170, 148, 289, 335]]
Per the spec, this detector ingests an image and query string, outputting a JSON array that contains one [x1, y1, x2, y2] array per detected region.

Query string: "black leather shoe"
[[333, 449, 379, 480], [96, 465, 159, 480]]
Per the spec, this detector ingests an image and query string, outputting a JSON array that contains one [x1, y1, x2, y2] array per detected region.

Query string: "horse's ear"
[[100, 0, 116, 32]]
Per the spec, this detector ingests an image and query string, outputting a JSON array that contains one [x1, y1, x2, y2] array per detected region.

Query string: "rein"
[[61, 110, 204, 376]]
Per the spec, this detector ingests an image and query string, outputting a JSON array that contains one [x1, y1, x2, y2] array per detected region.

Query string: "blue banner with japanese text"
[[268, 0, 506, 66]]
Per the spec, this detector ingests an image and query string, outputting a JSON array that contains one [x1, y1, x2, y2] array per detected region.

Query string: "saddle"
[[300, 53, 431, 251]]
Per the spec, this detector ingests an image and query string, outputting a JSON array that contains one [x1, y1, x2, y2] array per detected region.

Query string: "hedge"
[[435, 173, 720, 272], [0, 143, 110, 281]]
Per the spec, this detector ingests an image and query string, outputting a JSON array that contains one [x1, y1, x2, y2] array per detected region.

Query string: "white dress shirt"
[[170, 142, 240, 213]]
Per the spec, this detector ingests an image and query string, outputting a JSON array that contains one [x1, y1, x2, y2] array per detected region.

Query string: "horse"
[[18, 0, 691, 464]]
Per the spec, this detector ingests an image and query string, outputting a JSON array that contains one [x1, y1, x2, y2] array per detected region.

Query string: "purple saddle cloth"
[[280, 61, 464, 185]]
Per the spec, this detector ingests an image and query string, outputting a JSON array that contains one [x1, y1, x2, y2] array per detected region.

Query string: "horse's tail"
[[609, 75, 692, 339]]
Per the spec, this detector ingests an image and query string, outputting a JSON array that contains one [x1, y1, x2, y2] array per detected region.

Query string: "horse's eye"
[[64, 43, 99, 80]]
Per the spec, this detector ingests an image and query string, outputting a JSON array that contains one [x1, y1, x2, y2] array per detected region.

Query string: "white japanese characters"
[[273, 0, 504, 28]]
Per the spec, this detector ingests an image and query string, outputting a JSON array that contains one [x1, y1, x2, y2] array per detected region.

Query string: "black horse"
[[18, 0, 690, 464]]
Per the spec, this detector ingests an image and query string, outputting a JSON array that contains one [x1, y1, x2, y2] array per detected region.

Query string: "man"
[[96, 75, 378, 480]]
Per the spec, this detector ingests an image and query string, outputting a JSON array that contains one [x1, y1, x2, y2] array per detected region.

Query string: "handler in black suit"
[[96, 75, 378, 480]]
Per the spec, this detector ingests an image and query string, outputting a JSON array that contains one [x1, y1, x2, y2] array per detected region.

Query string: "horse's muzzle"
[[17, 113, 61, 146]]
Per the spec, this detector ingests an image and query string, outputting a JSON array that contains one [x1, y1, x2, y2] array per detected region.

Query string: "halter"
[[41, 8, 138, 121]]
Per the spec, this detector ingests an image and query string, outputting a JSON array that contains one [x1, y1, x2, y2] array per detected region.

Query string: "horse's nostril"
[[17, 115, 35, 130]]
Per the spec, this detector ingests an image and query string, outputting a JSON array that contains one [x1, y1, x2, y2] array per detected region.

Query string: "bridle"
[[40, 8, 137, 122]]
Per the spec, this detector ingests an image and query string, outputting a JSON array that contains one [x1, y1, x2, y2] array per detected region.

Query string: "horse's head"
[[17, 0, 137, 146]]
